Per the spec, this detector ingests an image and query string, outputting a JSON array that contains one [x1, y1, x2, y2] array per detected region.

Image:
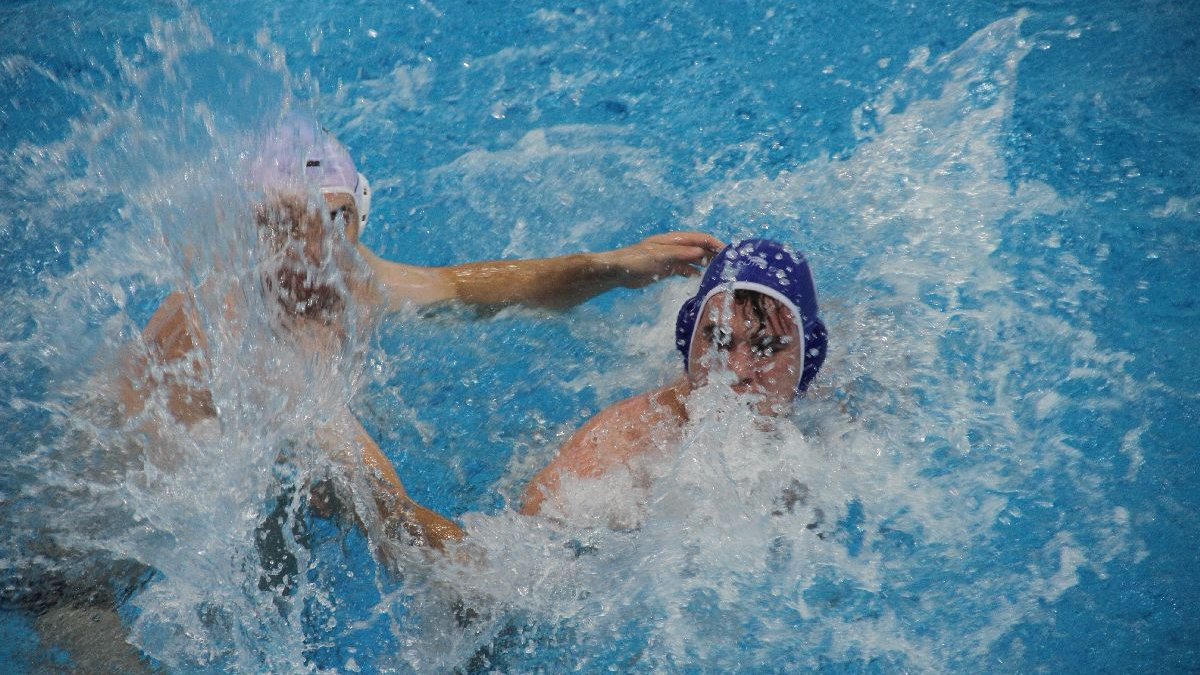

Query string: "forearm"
[[363, 231, 721, 312], [353, 419, 464, 550], [447, 252, 626, 310], [383, 502, 466, 550]]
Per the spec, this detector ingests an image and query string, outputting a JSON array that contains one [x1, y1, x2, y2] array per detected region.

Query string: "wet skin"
[[521, 290, 803, 516], [687, 290, 803, 416]]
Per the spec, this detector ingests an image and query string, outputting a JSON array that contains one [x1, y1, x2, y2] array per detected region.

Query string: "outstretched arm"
[[359, 232, 723, 312], [318, 412, 464, 551]]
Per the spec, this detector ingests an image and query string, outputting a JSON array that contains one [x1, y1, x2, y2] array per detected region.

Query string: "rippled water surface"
[[1, 1, 1197, 672]]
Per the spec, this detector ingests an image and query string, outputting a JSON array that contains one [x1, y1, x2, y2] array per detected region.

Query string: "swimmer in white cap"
[[119, 115, 723, 551]]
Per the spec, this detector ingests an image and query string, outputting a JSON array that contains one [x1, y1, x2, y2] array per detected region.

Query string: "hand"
[[604, 232, 725, 287]]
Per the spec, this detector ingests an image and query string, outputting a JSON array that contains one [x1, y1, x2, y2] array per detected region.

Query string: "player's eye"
[[702, 326, 733, 350], [715, 328, 733, 350], [751, 337, 776, 358]]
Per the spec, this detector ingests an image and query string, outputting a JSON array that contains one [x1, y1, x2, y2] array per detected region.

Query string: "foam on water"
[[0, 9, 386, 671], [0, 5, 1156, 673], [375, 13, 1146, 672]]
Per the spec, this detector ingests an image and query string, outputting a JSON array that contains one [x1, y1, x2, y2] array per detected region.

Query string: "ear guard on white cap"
[[319, 171, 372, 235]]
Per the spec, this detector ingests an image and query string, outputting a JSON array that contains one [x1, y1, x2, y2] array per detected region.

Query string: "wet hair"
[[696, 290, 800, 365], [700, 290, 796, 344], [733, 289, 795, 335]]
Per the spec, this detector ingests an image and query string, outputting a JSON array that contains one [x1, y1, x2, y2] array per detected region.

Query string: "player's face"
[[688, 291, 802, 414], [256, 194, 357, 322]]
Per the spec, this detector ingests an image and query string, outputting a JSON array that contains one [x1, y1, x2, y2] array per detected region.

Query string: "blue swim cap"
[[250, 114, 372, 232], [675, 238, 827, 394]]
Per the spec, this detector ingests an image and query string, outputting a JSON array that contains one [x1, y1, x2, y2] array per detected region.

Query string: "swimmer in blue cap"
[[120, 115, 723, 551], [521, 238, 826, 517]]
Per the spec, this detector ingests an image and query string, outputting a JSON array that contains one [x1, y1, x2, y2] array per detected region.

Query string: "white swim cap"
[[251, 114, 372, 233]]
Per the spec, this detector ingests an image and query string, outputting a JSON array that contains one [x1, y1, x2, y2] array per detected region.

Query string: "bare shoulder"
[[142, 291, 205, 359], [120, 291, 216, 426], [565, 392, 643, 460], [519, 380, 687, 516], [554, 380, 687, 476]]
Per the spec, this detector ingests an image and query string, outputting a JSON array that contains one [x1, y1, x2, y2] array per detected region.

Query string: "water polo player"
[[119, 115, 723, 550], [521, 238, 827, 518]]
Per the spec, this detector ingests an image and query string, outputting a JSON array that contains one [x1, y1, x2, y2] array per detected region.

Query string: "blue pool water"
[[2, 0, 1197, 672]]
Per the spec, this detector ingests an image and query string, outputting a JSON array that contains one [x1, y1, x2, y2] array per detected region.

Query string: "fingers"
[[652, 231, 725, 253], [694, 232, 726, 253], [659, 244, 718, 266], [660, 257, 705, 278], [620, 232, 723, 280]]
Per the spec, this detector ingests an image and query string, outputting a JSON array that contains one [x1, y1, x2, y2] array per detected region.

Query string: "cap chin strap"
[[354, 172, 371, 233]]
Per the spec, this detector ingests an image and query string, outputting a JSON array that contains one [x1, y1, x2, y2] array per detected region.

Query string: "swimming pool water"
[[1, 0, 1197, 672]]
